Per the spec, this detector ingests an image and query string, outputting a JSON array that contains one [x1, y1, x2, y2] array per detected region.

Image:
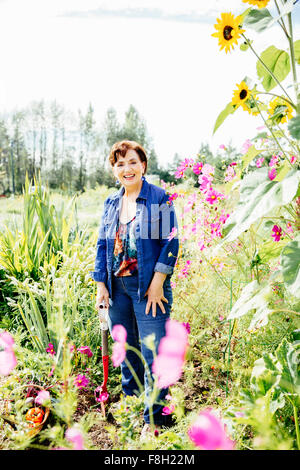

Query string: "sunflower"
[[268, 97, 294, 124], [242, 0, 270, 8], [212, 13, 245, 54], [231, 81, 251, 108], [231, 82, 260, 115]]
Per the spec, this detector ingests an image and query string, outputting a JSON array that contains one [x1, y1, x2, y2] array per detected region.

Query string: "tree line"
[[0, 101, 239, 196]]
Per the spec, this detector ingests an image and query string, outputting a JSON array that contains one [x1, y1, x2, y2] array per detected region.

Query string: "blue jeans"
[[108, 271, 173, 425]]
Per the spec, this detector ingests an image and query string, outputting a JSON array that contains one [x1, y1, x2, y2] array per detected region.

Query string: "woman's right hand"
[[95, 282, 110, 310]]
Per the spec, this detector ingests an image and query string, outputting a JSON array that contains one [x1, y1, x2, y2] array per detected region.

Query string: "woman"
[[90, 140, 179, 432]]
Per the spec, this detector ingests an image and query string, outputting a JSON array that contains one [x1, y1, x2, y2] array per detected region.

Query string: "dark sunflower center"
[[223, 26, 233, 41], [240, 89, 248, 100]]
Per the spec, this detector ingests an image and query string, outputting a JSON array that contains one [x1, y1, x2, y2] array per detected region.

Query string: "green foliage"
[[243, 8, 273, 33], [227, 280, 273, 330], [256, 46, 290, 92], [288, 114, 300, 140], [281, 235, 300, 298], [241, 145, 262, 170], [213, 103, 235, 135], [222, 168, 300, 243]]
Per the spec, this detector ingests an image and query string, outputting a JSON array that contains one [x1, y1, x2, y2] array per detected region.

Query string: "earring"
[[115, 179, 120, 185]]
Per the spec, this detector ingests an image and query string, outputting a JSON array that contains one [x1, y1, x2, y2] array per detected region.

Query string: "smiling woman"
[[90, 139, 179, 430]]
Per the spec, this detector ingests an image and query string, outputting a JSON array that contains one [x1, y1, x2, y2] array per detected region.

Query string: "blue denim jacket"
[[89, 177, 179, 302]]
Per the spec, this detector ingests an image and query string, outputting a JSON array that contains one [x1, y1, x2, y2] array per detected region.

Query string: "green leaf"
[[256, 46, 290, 92], [244, 8, 273, 32], [222, 169, 300, 243], [242, 145, 261, 170], [288, 114, 300, 140], [276, 339, 300, 396], [294, 40, 300, 65], [281, 235, 300, 298], [275, 160, 291, 182], [227, 280, 272, 329], [213, 103, 235, 134], [259, 239, 288, 263]]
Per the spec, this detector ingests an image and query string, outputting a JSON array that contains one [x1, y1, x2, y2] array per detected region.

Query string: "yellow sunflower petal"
[[242, 0, 271, 8]]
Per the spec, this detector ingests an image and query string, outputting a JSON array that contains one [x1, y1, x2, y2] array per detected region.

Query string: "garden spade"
[[96, 303, 109, 417]]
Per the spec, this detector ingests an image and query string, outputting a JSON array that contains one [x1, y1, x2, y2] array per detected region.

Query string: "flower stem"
[[293, 402, 300, 450], [287, 13, 300, 113], [124, 358, 144, 395], [253, 97, 291, 163], [255, 91, 296, 110], [274, 0, 290, 39]]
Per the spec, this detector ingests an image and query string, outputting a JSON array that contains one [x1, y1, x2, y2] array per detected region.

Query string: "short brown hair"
[[108, 140, 148, 174]]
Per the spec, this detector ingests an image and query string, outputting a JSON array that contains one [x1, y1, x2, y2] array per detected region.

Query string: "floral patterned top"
[[112, 216, 138, 277]]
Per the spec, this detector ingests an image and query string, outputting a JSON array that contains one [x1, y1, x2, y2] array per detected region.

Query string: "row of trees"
[[0, 100, 240, 195]]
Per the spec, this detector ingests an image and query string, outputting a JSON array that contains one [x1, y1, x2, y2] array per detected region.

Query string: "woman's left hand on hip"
[[144, 282, 168, 318]]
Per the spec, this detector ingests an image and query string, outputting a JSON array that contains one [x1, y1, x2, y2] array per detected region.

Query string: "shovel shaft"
[[102, 329, 108, 356]]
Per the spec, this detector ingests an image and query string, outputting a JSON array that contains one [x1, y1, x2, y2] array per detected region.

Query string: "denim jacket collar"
[[110, 176, 149, 204]]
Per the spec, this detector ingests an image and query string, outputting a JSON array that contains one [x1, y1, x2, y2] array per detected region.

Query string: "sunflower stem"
[[274, 0, 290, 39], [287, 12, 300, 113], [253, 97, 291, 163], [255, 92, 296, 110], [242, 34, 293, 103]]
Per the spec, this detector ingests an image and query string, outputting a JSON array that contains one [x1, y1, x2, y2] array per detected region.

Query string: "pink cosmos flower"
[[112, 324, 127, 344], [152, 319, 188, 389], [0, 331, 17, 376], [286, 222, 293, 234], [35, 390, 50, 405], [291, 155, 297, 164], [0, 331, 15, 349], [219, 144, 226, 150], [168, 227, 178, 241], [177, 260, 192, 279], [269, 155, 279, 167], [65, 427, 84, 450], [174, 158, 194, 179], [112, 342, 126, 367], [210, 222, 222, 238], [111, 325, 127, 367], [46, 343, 56, 356], [162, 404, 175, 415], [206, 189, 220, 205], [188, 409, 235, 450], [94, 387, 109, 403], [271, 225, 282, 242], [268, 168, 277, 180], [224, 166, 236, 182], [219, 212, 230, 224], [168, 192, 179, 203], [182, 322, 191, 334], [198, 174, 212, 192], [241, 139, 252, 154], [74, 374, 90, 389], [219, 315, 224, 321], [193, 162, 203, 175], [170, 281, 176, 289], [256, 157, 264, 168], [77, 346, 93, 358], [201, 164, 215, 177]]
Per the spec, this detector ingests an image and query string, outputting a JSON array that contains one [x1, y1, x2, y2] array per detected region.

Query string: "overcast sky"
[[0, 0, 299, 165]]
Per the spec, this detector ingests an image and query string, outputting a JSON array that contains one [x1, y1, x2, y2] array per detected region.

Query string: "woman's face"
[[112, 149, 146, 189]]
